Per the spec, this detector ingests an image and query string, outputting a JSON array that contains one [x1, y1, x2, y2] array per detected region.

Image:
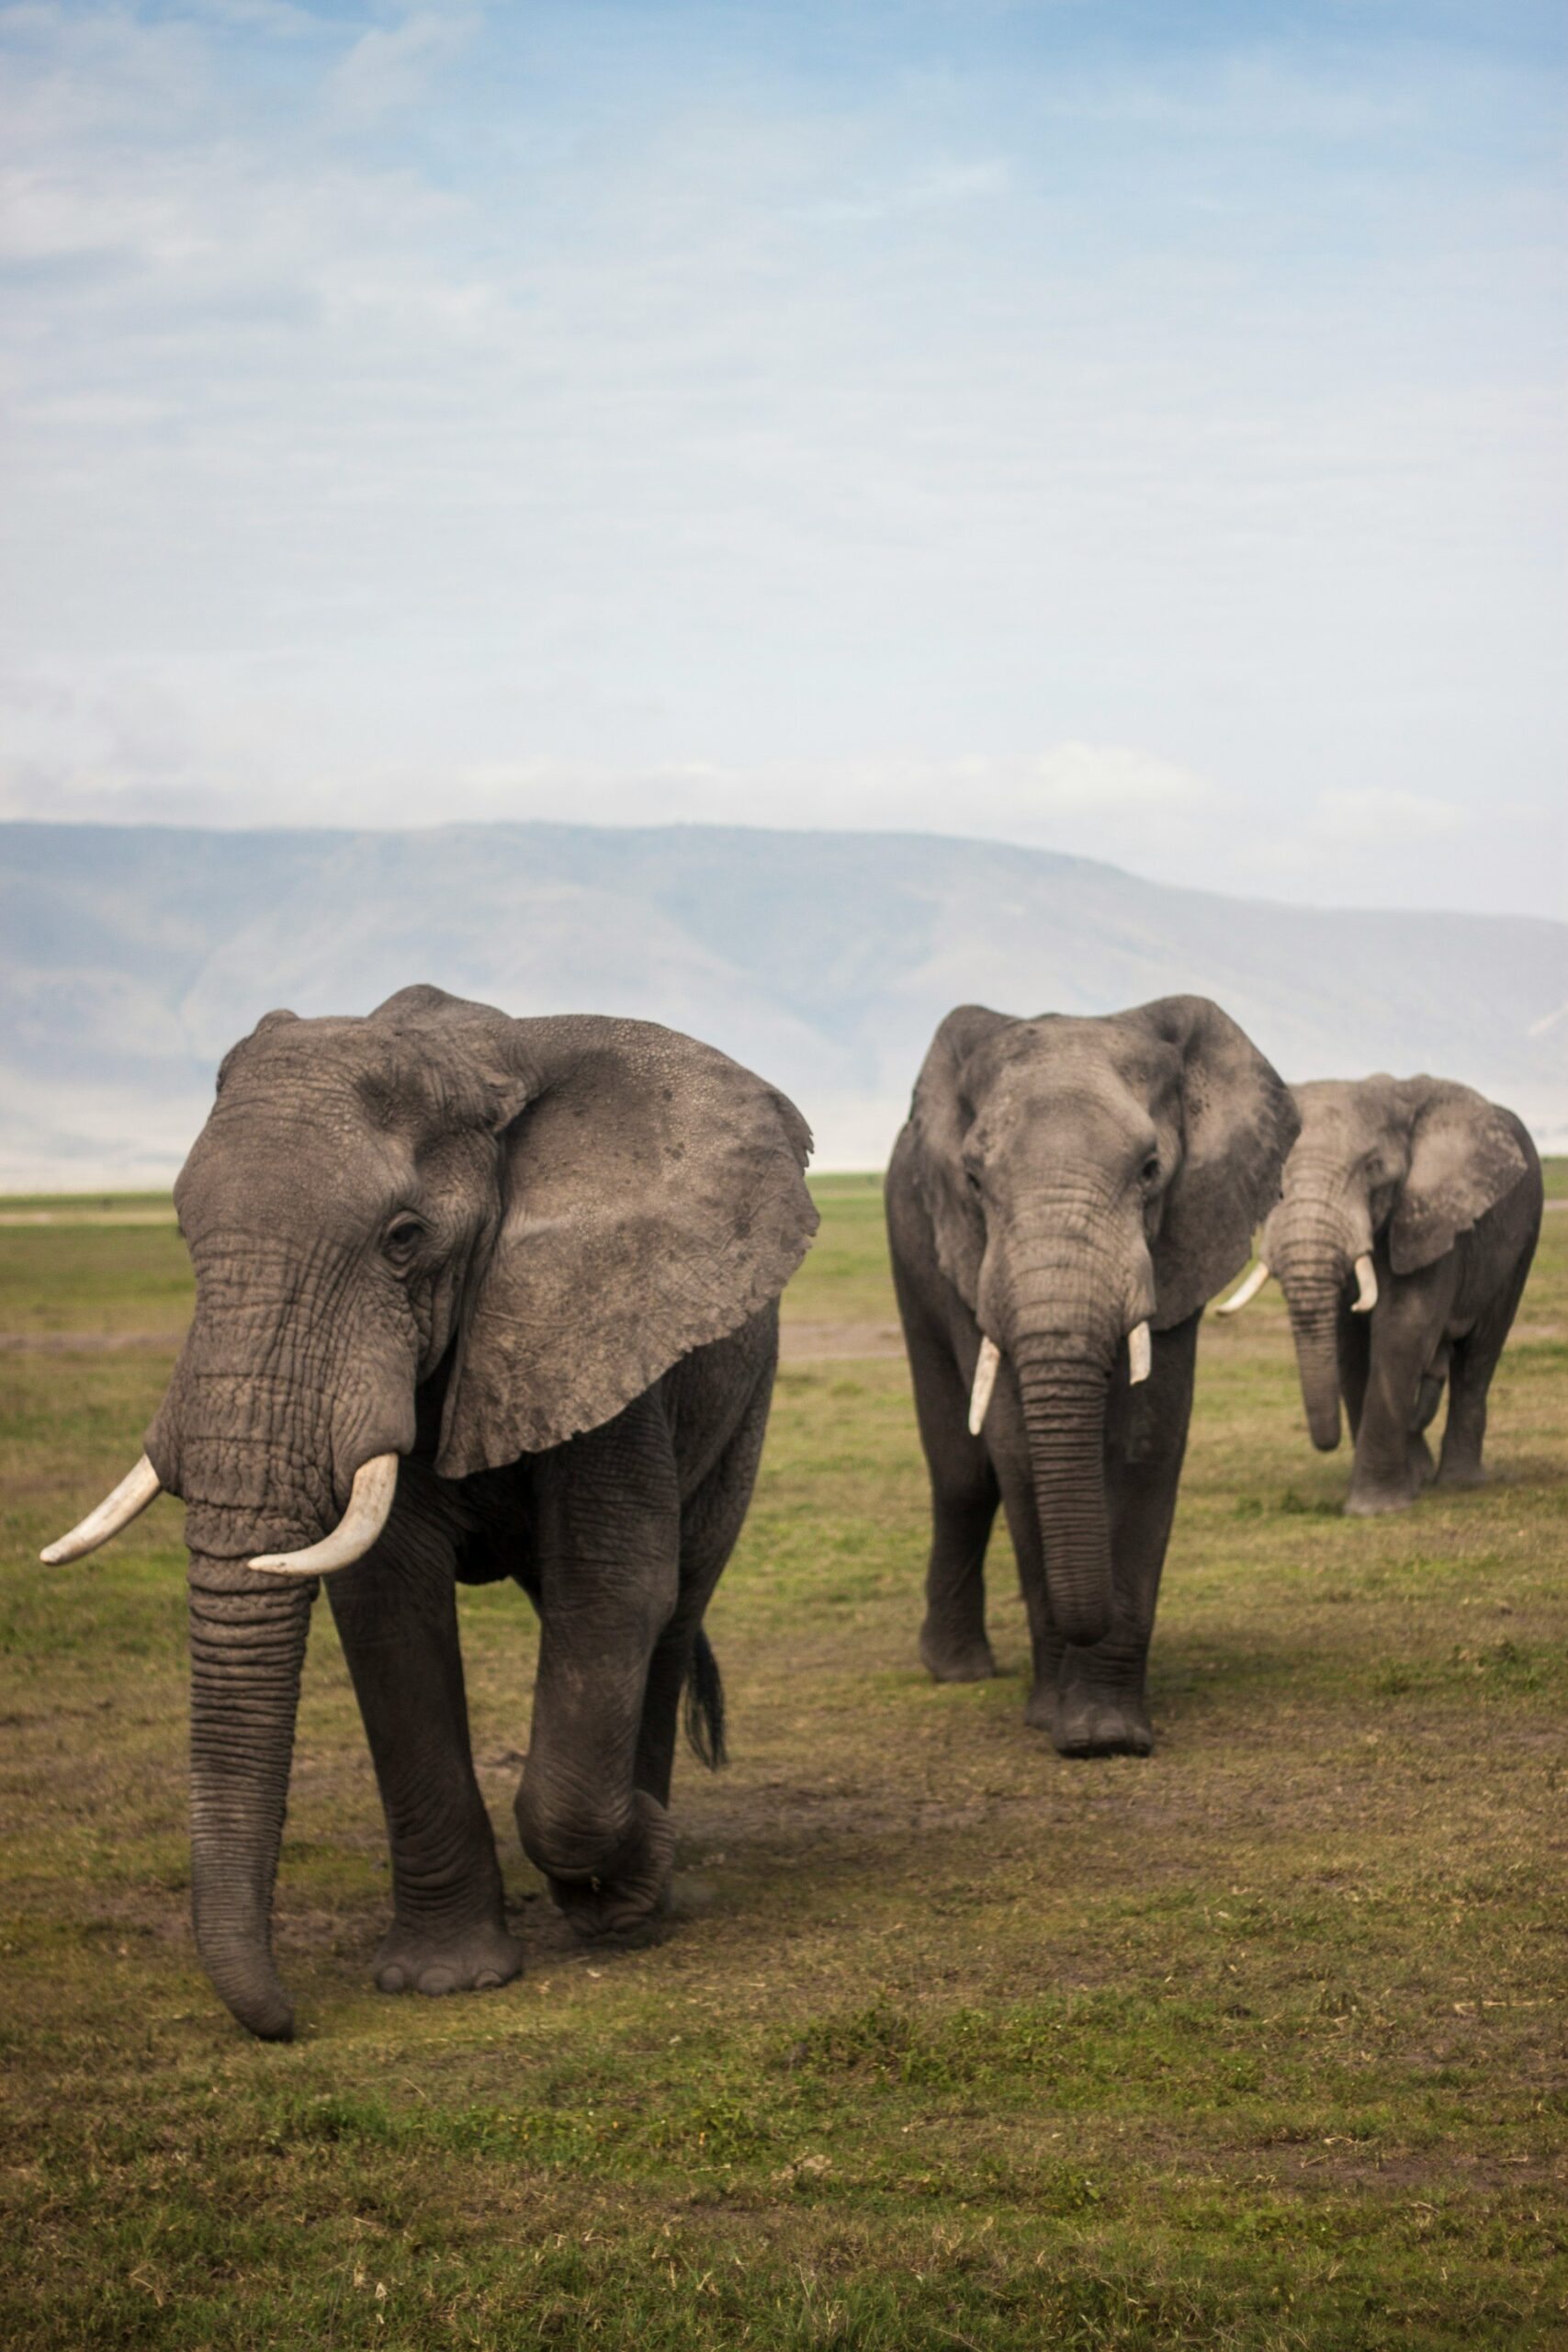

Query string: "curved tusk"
[[1127, 1322, 1152, 1385], [1350, 1253, 1378, 1315], [968, 1337, 1001, 1436], [1215, 1260, 1270, 1317], [250, 1454, 400, 1577], [40, 1453, 163, 1564]]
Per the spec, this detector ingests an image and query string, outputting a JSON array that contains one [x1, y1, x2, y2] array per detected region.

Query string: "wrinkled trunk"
[[1270, 1182, 1360, 1455], [155, 1292, 344, 2041], [1287, 1286, 1344, 1450], [187, 1559, 315, 2041], [1014, 1348, 1114, 1648]]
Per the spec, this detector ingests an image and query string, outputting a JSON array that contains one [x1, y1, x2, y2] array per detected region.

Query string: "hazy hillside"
[[2, 820, 1563, 1185]]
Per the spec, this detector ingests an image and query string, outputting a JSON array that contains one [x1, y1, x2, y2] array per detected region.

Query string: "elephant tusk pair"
[[967, 1322, 1152, 1435], [1217, 1254, 1376, 1317], [1216, 1260, 1270, 1316], [39, 1452, 400, 1577]]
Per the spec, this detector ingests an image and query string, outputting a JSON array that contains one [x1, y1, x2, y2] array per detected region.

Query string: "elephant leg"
[[636, 1356, 774, 1807], [896, 1283, 1001, 1680], [327, 1475, 520, 1998], [1438, 1248, 1530, 1487], [516, 1395, 682, 1941], [1054, 1317, 1198, 1760], [1348, 1262, 1457, 1516], [1406, 1350, 1449, 1487]]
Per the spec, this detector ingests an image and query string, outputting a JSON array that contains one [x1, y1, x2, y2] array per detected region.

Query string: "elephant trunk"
[[1269, 1170, 1369, 1454], [1286, 1283, 1345, 1451], [1012, 1345, 1114, 1648], [187, 1558, 316, 2041]]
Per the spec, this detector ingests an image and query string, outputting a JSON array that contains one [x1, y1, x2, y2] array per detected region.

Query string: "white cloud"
[[328, 6, 481, 123], [1032, 741, 1226, 816], [1309, 787, 1470, 844]]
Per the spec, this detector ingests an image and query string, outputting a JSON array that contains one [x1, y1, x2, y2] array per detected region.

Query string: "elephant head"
[[1221, 1075, 1530, 1451], [42, 986, 816, 2040], [910, 996, 1296, 1646]]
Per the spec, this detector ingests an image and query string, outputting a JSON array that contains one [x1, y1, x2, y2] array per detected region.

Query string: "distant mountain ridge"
[[2, 820, 1563, 1186]]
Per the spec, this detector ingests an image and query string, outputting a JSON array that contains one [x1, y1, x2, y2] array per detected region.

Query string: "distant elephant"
[[886, 996, 1297, 1758], [1216, 1074, 1541, 1514], [42, 985, 817, 2041]]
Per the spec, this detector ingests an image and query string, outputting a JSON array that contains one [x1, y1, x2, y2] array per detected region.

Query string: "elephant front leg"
[[1052, 1320, 1197, 1759], [1347, 1267, 1455, 1516], [328, 1501, 521, 1999], [902, 1314, 1000, 1682], [516, 1405, 682, 1941]]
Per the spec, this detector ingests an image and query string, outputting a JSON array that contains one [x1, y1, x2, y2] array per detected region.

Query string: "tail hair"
[[682, 1626, 727, 1770]]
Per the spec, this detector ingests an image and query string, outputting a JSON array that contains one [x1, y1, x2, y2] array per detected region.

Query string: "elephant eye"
[[965, 1167, 983, 1196], [382, 1215, 426, 1267], [1140, 1155, 1160, 1187]]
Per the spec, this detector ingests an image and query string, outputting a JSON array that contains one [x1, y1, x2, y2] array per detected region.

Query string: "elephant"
[[1215, 1074, 1541, 1514], [886, 995, 1297, 1758], [41, 985, 818, 2041]]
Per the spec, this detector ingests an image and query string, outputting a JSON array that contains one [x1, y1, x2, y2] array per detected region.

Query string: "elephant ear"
[[1133, 996, 1300, 1329], [1388, 1080, 1529, 1275], [370, 989, 818, 1472], [907, 1004, 1014, 1306]]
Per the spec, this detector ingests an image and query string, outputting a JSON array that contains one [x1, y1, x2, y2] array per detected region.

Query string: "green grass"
[[1, 1172, 1565, 2347]]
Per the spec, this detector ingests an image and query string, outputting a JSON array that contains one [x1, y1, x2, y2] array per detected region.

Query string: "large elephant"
[[42, 986, 817, 2041], [886, 996, 1297, 1758], [1216, 1075, 1541, 1514]]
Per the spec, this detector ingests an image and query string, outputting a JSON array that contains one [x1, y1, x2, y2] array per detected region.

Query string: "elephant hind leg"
[[1439, 1276, 1527, 1487], [635, 1362, 774, 1809]]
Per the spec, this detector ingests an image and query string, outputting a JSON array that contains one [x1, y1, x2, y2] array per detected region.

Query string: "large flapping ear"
[[1131, 996, 1300, 1329], [907, 1004, 1014, 1306], [1388, 1079, 1530, 1275], [368, 989, 818, 1472]]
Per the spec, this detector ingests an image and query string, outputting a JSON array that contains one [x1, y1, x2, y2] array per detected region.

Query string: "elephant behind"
[[43, 985, 818, 2041], [886, 995, 1298, 1758], [1217, 1074, 1541, 1513]]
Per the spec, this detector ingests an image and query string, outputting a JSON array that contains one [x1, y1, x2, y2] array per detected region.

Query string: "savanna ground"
[[1, 1170, 1565, 2350]]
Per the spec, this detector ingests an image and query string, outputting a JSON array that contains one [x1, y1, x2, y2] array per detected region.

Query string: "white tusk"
[[40, 1453, 162, 1564], [1127, 1322, 1152, 1385], [250, 1454, 400, 1577], [1350, 1253, 1378, 1314], [1216, 1261, 1270, 1317], [968, 1337, 1001, 1436]]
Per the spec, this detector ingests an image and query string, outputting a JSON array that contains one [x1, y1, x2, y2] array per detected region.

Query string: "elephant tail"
[[682, 1626, 727, 1770]]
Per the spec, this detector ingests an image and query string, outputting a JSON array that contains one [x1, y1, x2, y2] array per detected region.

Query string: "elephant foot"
[[1436, 1456, 1487, 1491], [548, 1792, 677, 1944], [920, 1619, 997, 1682], [1051, 1690, 1155, 1759], [1409, 1436, 1438, 1488], [1343, 1483, 1415, 1518], [375, 1913, 524, 1998]]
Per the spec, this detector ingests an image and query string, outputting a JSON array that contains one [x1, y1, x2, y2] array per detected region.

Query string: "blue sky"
[[1, 0, 1562, 914]]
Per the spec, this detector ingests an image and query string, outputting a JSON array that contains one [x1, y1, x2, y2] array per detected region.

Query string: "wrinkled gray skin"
[[137, 985, 816, 2041], [1262, 1076, 1541, 1515], [886, 997, 1297, 1758]]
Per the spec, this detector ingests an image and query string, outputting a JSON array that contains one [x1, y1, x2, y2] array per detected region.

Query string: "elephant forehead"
[[1289, 1080, 1399, 1162], [177, 1086, 421, 1238], [968, 1017, 1179, 1116]]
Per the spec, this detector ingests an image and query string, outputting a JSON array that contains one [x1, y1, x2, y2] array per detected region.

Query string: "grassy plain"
[[1, 1170, 1564, 2348]]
